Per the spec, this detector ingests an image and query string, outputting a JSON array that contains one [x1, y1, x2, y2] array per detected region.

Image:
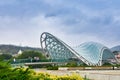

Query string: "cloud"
[[0, 14, 66, 47], [0, 13, 118, 48], [0, 0, 120, 48]]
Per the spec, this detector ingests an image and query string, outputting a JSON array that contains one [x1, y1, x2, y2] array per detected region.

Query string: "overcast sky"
[[0, 0, 120, 48]]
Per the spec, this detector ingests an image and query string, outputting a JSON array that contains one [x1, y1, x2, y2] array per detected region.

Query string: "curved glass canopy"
[[40, 32, 117, 66]]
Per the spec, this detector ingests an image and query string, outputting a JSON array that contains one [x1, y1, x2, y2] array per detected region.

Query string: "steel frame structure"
[[40, 32, 117, 66]]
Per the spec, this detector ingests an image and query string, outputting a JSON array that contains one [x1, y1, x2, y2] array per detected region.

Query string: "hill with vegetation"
[[111, 45, 120, 52], [0, 44, 42, 55]]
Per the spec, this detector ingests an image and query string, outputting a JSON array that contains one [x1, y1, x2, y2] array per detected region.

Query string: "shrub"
[[47, 66, 58, 70], [0, 67, 32, 80], [32, 72, 83, 80], [0, 60, 85, 80], [66, 61, 77, 67], [102, 62, 113, 66]]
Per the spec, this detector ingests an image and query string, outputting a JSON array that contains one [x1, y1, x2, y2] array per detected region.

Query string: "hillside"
[[0, 44, 42, 55], [111, 45, 120, 52]]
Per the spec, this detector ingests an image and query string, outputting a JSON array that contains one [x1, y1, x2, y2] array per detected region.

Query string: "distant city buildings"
[[18, 50, 22, 55], [13, 49, 23, 57], [114, 51, 120, 62]]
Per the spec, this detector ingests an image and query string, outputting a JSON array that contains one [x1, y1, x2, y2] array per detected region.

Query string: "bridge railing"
[[11, 59, 70, 64]]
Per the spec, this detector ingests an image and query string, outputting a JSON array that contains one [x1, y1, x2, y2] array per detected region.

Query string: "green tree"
[[79, 63, 88, 67], [0, 54, 12, 60], [0, 60, 32, 80], [102, 62, 113, 66], [17, 50, 45, 59], [66, 61, 77, 67]]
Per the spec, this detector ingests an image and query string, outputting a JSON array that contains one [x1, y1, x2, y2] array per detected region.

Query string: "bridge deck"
[[24, 62, 66, 66]]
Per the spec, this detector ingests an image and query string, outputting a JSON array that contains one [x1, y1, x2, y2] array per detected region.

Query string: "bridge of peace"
[[40, 32, 117, 66], [12, 32, 118, 66]]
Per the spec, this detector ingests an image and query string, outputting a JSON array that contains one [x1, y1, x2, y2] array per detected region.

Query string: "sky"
[[0, 0, 120, 48]]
